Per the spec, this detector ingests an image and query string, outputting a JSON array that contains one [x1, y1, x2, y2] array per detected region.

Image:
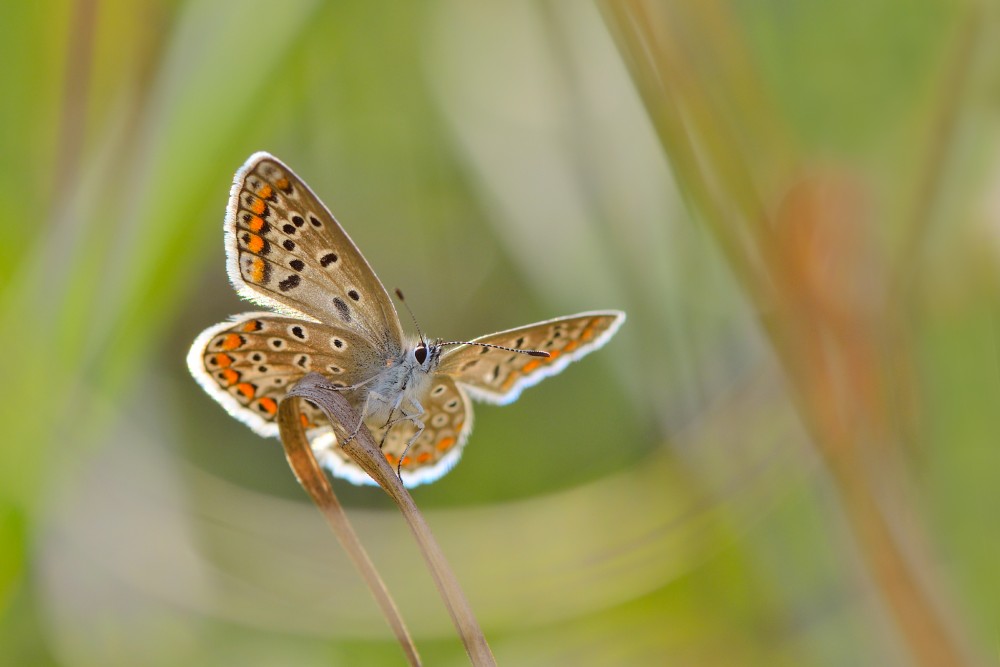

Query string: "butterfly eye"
[[415, 344, 428, 365]]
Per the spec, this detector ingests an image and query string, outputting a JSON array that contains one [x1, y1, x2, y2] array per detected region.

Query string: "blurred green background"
[[1, 0, 998, 665]]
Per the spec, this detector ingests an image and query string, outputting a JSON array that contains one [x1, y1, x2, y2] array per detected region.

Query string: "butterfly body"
[[189, 152, 625, 487], [357, 337, 438, 429]]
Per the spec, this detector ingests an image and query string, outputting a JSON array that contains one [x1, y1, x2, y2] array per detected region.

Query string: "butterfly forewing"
[[313, 376, 473, 487], [227, 152, 404, 352], [187, 313, 385, 437], [438, 311, 625, 404]]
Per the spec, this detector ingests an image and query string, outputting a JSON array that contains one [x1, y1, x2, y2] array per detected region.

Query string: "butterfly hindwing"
[[226, 152, 404, 352], [438, 311, 626, 404], [313, 376, 473, 487], [187, 312, 385, 437]]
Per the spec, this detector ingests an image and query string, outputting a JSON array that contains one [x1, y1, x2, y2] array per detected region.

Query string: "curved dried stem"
[[280, 373, 496, 667], [277, 381, 422, 667]]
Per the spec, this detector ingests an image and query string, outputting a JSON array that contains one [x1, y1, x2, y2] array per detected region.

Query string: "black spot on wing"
[[332, 297, 351, 322]]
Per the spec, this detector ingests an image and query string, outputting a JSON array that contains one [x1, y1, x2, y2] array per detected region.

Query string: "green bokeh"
[[1, 1, 996, 665]]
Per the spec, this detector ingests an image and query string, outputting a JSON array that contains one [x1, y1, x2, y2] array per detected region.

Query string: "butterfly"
[[188, 152, 625, 487]]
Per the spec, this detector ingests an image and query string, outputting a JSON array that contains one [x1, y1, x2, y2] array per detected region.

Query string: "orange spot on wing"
[[581, 327, 595, 341], [250, 198, 266, 215], [417, 452, 432, 463], [501, 372, 520, 391], [257, 183, 273, 200], [242, 320, 260, 332], [276, 177, 290, 191], [247, 234, 265, 253], [546, 349, 561, 361], [400, 456, 412, 467], [385, 452, 398, 464], [251, 258, 266, 283], [259, 397, 278, 415], [299, 413, 315, 429], [222, 333, 243, 350], [236, 382, 256, 399], [220, 368, 240, 385], [563, 340, 579, 352], [214, 353, 233, 367], [247, 215, 265, 232], [436, 436, 456, 451], [522, 360, 541, 374]]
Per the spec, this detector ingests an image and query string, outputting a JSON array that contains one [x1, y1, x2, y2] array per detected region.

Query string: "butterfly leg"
[[318, 374, 378, 396], [393, 397, 426, 479], [368, 392, 426, 479], [374, 378, 420, 448], [343, 385, 420, 449], [310, 374, 381, 445], [340, 388, 381, 447], [380, 400, 424, 430], [395, 419, 426, 478]]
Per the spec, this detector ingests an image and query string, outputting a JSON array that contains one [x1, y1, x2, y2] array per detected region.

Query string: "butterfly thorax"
[[357, 335, 443, 425]]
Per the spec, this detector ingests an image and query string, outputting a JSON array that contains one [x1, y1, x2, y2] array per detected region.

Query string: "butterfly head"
[[411, 339, 444, 371]]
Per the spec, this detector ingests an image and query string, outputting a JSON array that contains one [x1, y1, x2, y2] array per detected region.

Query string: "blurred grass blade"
[[280, 373, 496, 667], [602, 2, 976, 665]]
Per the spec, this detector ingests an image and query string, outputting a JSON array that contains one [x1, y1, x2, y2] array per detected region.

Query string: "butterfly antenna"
[[438, 340, 550, 358], [394, 288, 426, 344]]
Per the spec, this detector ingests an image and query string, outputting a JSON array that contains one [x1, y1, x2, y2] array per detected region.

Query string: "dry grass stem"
[[277, 380, 422, 667], [279, 373, 496, 667]]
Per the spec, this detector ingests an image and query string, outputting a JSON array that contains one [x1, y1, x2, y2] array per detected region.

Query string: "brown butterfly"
[[188, 152, 625, 486]]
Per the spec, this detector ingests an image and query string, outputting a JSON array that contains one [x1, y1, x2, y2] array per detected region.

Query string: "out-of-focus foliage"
[[0, 0, 996, 665]]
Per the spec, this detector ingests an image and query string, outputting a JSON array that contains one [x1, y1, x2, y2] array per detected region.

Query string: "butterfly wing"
[[226, 152, 404, 352], [312, 376, 473, 487], [187, 313, 386, 438], [438, 311, 625, 404]]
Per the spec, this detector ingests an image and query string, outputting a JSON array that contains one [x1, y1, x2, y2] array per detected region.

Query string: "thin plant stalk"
[[276, 385, 422, 667], [279, 373, 496, 667]]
